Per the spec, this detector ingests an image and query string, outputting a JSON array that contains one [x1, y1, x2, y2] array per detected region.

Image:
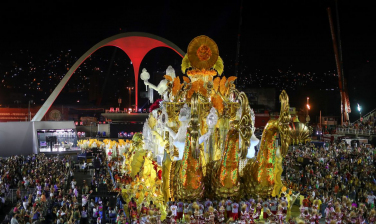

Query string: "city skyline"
[[0, 1, 375, 122]]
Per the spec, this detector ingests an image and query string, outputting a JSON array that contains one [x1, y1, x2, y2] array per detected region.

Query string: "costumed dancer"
[[218, 204, 226, 224], [165, 211, 173, 224], [239, 204, 248, 224], [189, 210, 196, 224], [300, 209, 311, 224], [334, 206, 343, 224], [193, 202, 200, 223], [369, 209, 376, 224], [255, 199, 262, 220], [265, 208, 278, 224], [156, 209, 161, 224], [184, 200, 190, 220], [324, 203, 334, 224], [348, 211, 358, 224], [281, 201, 288, 216], [149, 210, 156, 224], [312, 199, 319, 213], [262, 198, 270, 220], [249, 210, 260, 224], [184, 211, 191, 224], [309, 210, 322, 224], [204, 212, 210, 223], [208, 206, 215, 224], [130, 207, 138, 224], [358, 203, 367, 224], [276, 205, 286, 224]]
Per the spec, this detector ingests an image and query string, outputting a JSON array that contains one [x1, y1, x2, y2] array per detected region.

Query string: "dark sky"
[[2, 0, 374, 71], [1, 0, 375, 121]]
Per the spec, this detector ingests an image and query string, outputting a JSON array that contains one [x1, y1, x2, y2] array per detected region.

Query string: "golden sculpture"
[[140, 35, 295, 200], [241, 90, 291, 198]]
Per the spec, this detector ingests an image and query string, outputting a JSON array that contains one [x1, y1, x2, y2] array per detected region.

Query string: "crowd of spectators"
[[0, 152, 124, 224], [283, 141, 376, 222]]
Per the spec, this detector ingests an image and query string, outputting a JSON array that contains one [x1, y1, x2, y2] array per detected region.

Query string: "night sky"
[[1, 1, 375, 122]]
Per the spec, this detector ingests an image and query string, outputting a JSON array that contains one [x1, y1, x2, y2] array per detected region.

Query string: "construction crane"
[[327, 2, 351, 125]]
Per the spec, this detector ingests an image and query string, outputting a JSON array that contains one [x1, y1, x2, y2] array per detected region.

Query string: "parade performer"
[[276, 205, 286, 224], [165, 211, 173, 224], [177, 200, 184, 221], [262, 198, 270, 220], [205, 206, 214, 224], [369, 209, 376, 224], [231, 200, 239, 220], [225, 197, 233, 219], [300, 209, 311, 223], [170, 202, 178, 222], [309, 210, 322, 224], [184, 200, 190, 220], [348, 211, 358, 224], [255, 199, 262, 220], [218, 204, 225, 224], [265, 208, 278, 224]]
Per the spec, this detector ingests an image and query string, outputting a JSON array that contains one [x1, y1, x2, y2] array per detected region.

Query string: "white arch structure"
[[32, 32, 185, 121]]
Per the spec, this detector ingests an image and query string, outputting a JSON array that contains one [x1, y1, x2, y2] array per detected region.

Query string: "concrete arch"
[[32, 32, 185, 121]]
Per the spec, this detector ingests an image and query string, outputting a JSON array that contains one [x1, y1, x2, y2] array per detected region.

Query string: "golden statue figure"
[[140, 35, 306, 201]]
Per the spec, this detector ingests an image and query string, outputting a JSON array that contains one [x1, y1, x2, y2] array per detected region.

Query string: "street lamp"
[[357, 103, 362, 120], [306, 97, 310, 124], [126, 87, 134, 109], [28, 100, 34, 121], [118, 97, 122, 109], [90, 122, 95, 138]]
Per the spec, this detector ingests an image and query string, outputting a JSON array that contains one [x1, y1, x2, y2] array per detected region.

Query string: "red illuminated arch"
[[32, 32, 185, 121]]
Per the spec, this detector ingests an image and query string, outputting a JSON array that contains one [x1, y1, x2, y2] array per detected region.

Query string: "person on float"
[[262, 197, 270, 220], [204, 198, 213, 213], [231, 200, 239, 220], [184, 200, 190, 219], [270, 196, 278, 215], [225, 197, 233, 219], [177, 199, 184, 221], [170, 201, 178, 222]]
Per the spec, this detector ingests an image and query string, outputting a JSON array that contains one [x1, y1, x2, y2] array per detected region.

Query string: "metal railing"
[[336, 128, 375, 136], [352, 108, 376, 124], [4, 188, 36, 204]]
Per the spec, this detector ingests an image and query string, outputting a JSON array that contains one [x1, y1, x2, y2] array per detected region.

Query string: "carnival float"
[[79, 36, 311, 218]]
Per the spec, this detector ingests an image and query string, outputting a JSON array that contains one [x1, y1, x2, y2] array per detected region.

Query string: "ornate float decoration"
[[140, 35, 294, 200]]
